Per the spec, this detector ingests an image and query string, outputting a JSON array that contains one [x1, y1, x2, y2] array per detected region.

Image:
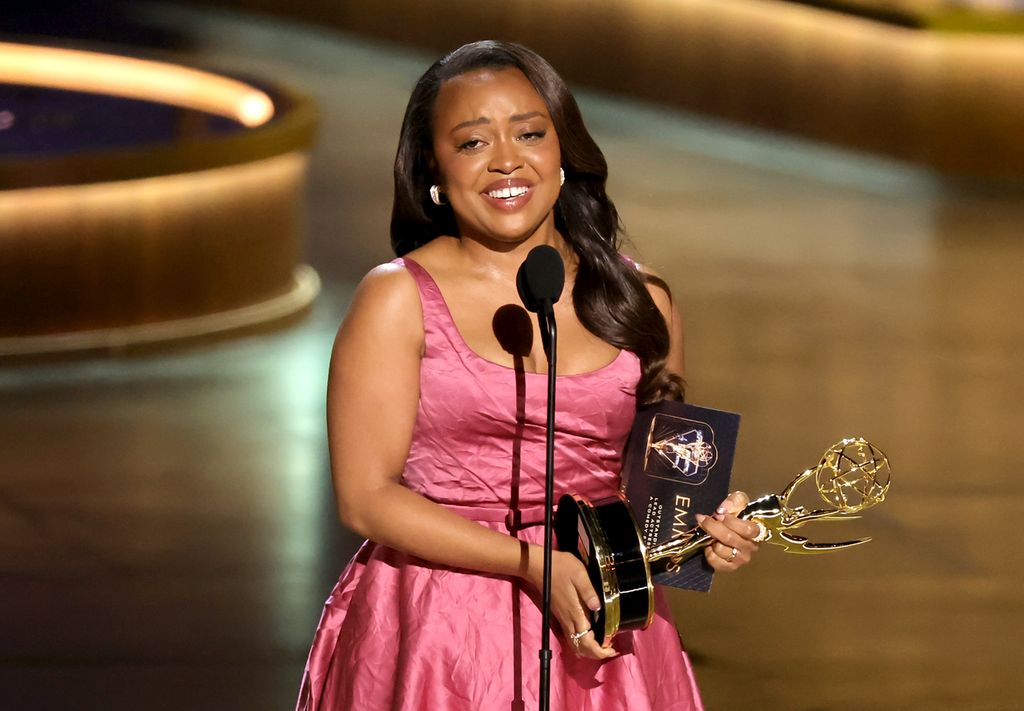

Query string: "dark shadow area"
[[3, 1, 193, 50], [493, 303, 532, 709]]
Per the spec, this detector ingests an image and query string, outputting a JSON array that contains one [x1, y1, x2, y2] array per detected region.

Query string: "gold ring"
[[570, 628, 592, 642]]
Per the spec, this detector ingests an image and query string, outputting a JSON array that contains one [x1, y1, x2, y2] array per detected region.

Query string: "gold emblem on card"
[[643, 414, 719, 485]]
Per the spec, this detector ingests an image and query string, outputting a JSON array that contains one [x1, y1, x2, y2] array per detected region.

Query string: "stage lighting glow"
[[0, 42, 274, 127]]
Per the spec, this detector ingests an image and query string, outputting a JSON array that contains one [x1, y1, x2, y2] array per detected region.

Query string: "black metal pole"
[[538, 312, 557, 711]]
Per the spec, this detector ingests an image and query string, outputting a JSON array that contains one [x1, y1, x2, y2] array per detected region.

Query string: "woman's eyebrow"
[[451, 116, 489, 133], [450, 111, 546, 134], [510, 111, 545, 123]]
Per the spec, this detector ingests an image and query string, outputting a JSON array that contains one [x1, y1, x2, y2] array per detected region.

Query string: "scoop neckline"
[[402, 256, 631, 380]]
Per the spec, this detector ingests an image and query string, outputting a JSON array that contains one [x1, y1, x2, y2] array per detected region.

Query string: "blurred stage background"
[[1, 1, 1022, 709]]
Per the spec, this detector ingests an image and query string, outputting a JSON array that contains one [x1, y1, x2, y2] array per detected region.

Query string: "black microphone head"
[[516, 245, 565, 314]]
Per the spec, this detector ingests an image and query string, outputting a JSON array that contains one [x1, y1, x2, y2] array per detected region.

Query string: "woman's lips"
[[480, 179, 534, 211]]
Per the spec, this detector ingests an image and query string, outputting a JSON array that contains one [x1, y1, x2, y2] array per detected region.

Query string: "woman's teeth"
[[487, 186, 529, 199]]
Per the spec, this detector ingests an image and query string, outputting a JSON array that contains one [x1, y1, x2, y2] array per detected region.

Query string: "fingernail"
[[588, 597, 600, 611], [696, 513, 706, 523], [716, 505, 727, 515]]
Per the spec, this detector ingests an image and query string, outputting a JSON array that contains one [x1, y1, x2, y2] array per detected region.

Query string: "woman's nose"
[[488, 137, 522, 174]]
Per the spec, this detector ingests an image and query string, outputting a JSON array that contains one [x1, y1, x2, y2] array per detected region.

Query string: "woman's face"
[[430, 68, 562, 248]]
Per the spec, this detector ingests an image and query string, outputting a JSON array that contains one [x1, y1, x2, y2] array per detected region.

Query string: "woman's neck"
[[454, 225, 576, 282]]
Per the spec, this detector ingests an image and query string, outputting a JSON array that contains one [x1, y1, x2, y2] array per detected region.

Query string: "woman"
[[296, 40, 761, 711]]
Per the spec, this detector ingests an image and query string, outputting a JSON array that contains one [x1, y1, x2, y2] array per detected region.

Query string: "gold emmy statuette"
[[556, 438, 891, 647]]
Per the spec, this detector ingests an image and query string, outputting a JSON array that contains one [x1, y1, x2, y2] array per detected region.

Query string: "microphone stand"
[[515, 243, 564, 711], [538, 304, 556, 711]]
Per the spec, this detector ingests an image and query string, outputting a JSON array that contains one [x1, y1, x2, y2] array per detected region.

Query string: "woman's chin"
[[468, 228, 555, 251], [462, 213, 558, 248]]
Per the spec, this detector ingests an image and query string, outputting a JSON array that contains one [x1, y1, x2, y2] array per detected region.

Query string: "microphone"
[[516, 246, 565, 360], [516, 244, 565, 711], [516, 245, 565, 316]]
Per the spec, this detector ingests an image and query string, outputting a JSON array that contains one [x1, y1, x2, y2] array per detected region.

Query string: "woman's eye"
[[458, 139, 485, 152], [519, 130, 546, 142]]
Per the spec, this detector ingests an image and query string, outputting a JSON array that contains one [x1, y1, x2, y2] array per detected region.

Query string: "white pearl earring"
[[429, 185, 446, 206], [559, 168, 565, 186]]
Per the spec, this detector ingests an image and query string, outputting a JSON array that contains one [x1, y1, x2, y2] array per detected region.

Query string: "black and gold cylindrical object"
[[554, 491, 719, 647]]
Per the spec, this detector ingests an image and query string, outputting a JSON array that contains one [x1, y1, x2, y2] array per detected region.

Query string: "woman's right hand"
[[524, 545, 618, 661]]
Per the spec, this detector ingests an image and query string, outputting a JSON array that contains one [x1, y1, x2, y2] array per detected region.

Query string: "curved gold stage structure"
[[0, 43, 319, 357], [207, 0, 1024, 183]]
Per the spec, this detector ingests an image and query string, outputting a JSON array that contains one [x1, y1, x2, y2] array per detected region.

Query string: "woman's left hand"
[[697, 491, 760, 571]]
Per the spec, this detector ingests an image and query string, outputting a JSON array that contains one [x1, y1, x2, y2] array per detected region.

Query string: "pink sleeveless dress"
[[296, 257, 704, 711]]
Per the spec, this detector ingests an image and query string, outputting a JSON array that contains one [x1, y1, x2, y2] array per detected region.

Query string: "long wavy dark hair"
[[390, 40, 683, 403]]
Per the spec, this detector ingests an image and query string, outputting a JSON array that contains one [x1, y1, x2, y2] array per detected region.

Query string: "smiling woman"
[[295, 40, 762, 711], [428, 69, 562, 248]]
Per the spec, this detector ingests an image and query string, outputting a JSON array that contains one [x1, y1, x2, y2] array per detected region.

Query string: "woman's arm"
[[327, 264, 614, 659], [328, 264, 528, 577]]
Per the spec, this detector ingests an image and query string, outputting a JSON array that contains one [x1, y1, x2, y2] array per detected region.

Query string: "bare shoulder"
[[626, 256, 686, 375], [624, 256, 674, 316], [399, 235, 459, 275], [337, 260, 424, 350], [356, 261, 419, 303]]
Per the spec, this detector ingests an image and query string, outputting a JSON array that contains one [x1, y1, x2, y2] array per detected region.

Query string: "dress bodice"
[[396, 257, 640, 528], [296, 260, 704, 711]]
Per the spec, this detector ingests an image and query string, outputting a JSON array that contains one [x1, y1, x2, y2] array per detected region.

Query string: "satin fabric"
[[296, 257, 704, 711]]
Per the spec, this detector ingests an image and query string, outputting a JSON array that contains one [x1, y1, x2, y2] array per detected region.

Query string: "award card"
[[622, 401, 741, 592]]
